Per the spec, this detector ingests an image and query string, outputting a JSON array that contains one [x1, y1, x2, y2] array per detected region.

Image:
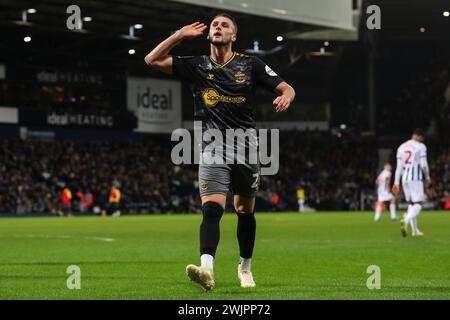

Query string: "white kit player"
[[374, 163, 398, 222], [392, 129, 431, 237]]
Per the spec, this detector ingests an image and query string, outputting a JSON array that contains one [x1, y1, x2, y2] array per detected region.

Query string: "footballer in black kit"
[[173, 52, 285, 198], [145, 13, 295, 291]]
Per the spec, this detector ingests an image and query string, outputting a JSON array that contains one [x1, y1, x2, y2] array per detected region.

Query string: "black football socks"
[[236, 211, 256, 259], [200, 201, 224, 257]]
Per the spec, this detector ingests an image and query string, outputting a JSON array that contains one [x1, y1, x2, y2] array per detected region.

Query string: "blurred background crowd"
[[1, 129, 448, 214]]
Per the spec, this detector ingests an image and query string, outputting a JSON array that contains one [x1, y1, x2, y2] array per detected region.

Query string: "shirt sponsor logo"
[[202, 88, 246, 107], [265, 65, 277, 77]]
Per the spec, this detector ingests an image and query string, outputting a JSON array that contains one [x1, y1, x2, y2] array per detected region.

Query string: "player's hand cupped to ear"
[[273, 95, 291, 112], [178, 22, 207, 39]]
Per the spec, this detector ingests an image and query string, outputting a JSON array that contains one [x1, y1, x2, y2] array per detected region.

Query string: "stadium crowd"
[[260, 130, 378, 211], [0, 139, 199, 214], [1, 131, 449, 214]]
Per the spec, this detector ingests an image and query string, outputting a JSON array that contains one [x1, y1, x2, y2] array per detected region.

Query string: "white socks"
[[200, 255, 253, 274], [405, 204, 412, 220], [375, 203, 397, 221], [389, 204, 397, 219], [405, 204, 422, 234], [405, 204, 422, 223], [374, 204, 382, 222], [239, 257, 251, 271], [200, 254, 252, 273], [410, 217, 419, 234], [201, 254, 214, 273]]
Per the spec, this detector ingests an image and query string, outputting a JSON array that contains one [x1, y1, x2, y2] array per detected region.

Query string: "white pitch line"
[[5, 234, 116, 242]]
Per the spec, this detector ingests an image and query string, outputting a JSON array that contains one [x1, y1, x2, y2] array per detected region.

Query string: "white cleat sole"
[[186, 264, 215, 291]]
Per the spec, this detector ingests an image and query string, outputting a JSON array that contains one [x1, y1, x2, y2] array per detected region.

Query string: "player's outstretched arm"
[[273, 82, 295, 112], [144, 22, 207, 74]]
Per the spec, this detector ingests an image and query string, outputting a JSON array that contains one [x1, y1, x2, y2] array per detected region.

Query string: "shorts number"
[[405, 150, 412, 164], [251, 173, 259, 189]]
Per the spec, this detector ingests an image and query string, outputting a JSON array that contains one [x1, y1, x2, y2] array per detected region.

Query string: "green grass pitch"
[[0, 211, 449, 300]]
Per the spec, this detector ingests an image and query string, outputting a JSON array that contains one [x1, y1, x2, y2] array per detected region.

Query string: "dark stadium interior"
[[0, 0, 449, 215]]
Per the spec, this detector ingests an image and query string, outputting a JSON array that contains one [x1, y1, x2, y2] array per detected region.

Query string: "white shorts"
[[402, 180, 425, 203], [378, 191, 394, 202]]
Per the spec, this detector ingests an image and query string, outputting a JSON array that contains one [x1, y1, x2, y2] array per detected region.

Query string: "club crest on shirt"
[[235, 71, 246, 84]]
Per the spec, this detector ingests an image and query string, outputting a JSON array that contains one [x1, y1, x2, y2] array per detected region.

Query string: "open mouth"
[[213, 32, 222, 36]]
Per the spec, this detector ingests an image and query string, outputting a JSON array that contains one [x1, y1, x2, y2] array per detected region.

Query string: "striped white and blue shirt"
[[394, 139, 429, 183]]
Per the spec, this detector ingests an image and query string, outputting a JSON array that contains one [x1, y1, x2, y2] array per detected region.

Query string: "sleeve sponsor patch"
[[265, 65, 277, 77]]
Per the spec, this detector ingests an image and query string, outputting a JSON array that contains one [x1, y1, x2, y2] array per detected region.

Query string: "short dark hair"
[[413, 128, 425, 137], [212, 13, 238, 34]]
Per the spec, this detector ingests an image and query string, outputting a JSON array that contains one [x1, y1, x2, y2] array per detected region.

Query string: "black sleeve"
[[252, 57, 284, 92], [172, 55, 197, 82]]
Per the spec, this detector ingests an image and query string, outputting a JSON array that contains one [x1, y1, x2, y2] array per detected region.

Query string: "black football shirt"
[[172, 51, 284, 131]]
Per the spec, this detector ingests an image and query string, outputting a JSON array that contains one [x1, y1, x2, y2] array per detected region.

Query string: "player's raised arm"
[[273, 82, 296, 113], [144, 22, 207, 74]]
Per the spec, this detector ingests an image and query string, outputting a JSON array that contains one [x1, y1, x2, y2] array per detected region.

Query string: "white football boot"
[[238, 266, 256, 288], [412, 231, 424, 237], [186, 264, 215, 291]]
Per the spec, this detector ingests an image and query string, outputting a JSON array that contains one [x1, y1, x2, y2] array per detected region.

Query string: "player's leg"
[[404, 182, 425, 236], [186, 164, 230, 291], [407, 202, 422, 235], [400, 181, 412, 237], [411, 217, 423, 236], [374, 200, 382, 222], [412, 182, 425, 236], [200, 194, 226, 270], [186, 192, 226, 291], [234, 194, 256, 288], [232, 164, 259, 288], [409, 202, 424, 236], [401, 203, 412, 237], [389, 197, 398, 221], [407, 202, 419, 235], [234, 195, 256, 266]]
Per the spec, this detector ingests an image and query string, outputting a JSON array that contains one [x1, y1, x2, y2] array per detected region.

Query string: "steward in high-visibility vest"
[[109, 186, 121, 203], [61, 188, 72, 216], [108, 186, 121, 216]]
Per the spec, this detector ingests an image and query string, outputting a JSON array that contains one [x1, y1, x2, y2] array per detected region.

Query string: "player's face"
[[385, 164, 392, 171], [208, 17, 236, 47]]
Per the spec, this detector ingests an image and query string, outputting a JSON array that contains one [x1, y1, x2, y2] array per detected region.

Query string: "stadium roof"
[[0, 0, 321, 64], [0, 0, 447, 86]]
